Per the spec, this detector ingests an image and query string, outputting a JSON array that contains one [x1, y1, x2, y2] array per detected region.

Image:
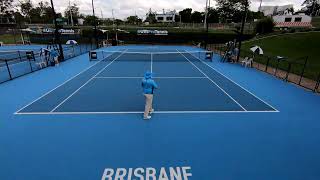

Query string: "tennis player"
[[49, 50, 59, 66], [142, 71, 158, 120]]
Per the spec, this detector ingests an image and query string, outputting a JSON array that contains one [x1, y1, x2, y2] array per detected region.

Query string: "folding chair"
[[244, 58, 253, 68], [241, 57, 249, 66]]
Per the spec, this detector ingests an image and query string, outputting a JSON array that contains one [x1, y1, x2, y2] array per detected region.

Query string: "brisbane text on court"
[[101, 166, 192, 180]]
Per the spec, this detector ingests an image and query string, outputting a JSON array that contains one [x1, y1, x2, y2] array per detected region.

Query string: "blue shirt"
[[50, 50, 58, 57], [142, 78, 158, 94]]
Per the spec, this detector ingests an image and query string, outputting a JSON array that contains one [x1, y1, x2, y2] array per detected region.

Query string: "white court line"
[[49, 50, 128, 112], [14, 56, 109, 114], [15, 110, 279, 115], [177, 49, 247, 111], [188, 52, 279, 112], [93, 76, 207, 79], [95, 50, 212, 55]]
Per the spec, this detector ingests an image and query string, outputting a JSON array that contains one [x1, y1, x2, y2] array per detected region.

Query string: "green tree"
[[145, 10, 157, 24], [126, 15, 142, 24], [13, 11, 24, 23], [179, 8, 192, 23], [0, 0, 14, 22], [100, 18, 113, 26], [207, 8, 220, 23], [216, 0, 250, 23], [255, 17, 274, 34], [84, 15, 101, 26], [216, 0, 236, 22], [246, 11, 264, 22], [302, 0, 320, 16], [20, 0, 33, 23], [175, 14, 181, 23], [115, 19, 124, 26], [191, 11, 204, 23], [19, 0, 56, 24], [38, 1, 54, 23], [29, 6, 41, 23], [64, 4, 80, 25], [39, 2, 54, 23], [19, 1, 53, 24]]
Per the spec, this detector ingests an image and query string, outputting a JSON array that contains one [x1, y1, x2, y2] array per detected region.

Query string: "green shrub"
[[289, 29, 296, 33], [255, 17, 275, 34]]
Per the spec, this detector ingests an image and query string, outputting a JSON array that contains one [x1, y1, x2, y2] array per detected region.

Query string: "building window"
[[294, 17, 302, 22], [285, 18, 292, 22], [166, 17, 173, 21]]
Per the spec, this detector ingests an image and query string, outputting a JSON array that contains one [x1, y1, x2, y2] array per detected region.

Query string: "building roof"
[[260, 4, 294, 16]]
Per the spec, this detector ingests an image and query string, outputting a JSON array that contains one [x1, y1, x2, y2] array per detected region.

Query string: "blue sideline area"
[[0, 45, 320, 180]]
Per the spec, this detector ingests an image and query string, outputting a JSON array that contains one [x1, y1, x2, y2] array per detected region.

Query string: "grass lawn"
[[0, 34, 17, 44], [242, 32, 320, 79]]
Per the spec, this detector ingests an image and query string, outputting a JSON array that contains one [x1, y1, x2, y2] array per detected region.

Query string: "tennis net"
[[89, 50, 214, 62], [0, 49, 42, 61]]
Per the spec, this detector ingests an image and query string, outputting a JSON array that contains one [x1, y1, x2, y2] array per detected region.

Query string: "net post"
[[32, 51, 35, 61], [72, 46, 75, 57], [27, 51, 36, 72], [5, 60, 12, 80], [45, 51, 49, 65], [18, 50, 22, 61], [28, 55, 34, 72]]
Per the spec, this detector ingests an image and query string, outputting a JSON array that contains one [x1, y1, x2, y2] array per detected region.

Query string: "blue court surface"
[[0, 45, 320, 180]]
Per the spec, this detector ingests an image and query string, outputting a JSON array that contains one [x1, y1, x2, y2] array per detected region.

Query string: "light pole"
[[112, 9, 115, 31], [258, 0, 262, 12], [92, 0, 99, 48], [50, 0, 64, 60], [236, 0, 249, 62], [204, 0, 208, 29], [69, 0, 74, 26], [204, 0, 210, 49]]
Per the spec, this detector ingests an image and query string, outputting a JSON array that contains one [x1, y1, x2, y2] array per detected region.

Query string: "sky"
[[26, 0, 305, 19]]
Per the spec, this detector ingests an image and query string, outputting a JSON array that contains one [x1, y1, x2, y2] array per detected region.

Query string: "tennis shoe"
[[144, 116, 152, 120]]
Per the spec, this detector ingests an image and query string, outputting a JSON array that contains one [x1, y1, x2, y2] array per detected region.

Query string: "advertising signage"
[[137, 30, 168, 36]]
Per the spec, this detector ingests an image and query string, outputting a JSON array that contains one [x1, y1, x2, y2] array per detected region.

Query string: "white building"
[[155, 10, 176, 23], [273, 14, 312, 28]]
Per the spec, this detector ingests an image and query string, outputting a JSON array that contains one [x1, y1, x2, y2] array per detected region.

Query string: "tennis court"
[[16, 48, 277, 114], [1, 45, 320, 180]]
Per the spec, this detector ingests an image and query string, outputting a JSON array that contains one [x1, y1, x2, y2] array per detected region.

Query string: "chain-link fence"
[[0, 43, 97, 84], [208, 44, 320, 93]]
